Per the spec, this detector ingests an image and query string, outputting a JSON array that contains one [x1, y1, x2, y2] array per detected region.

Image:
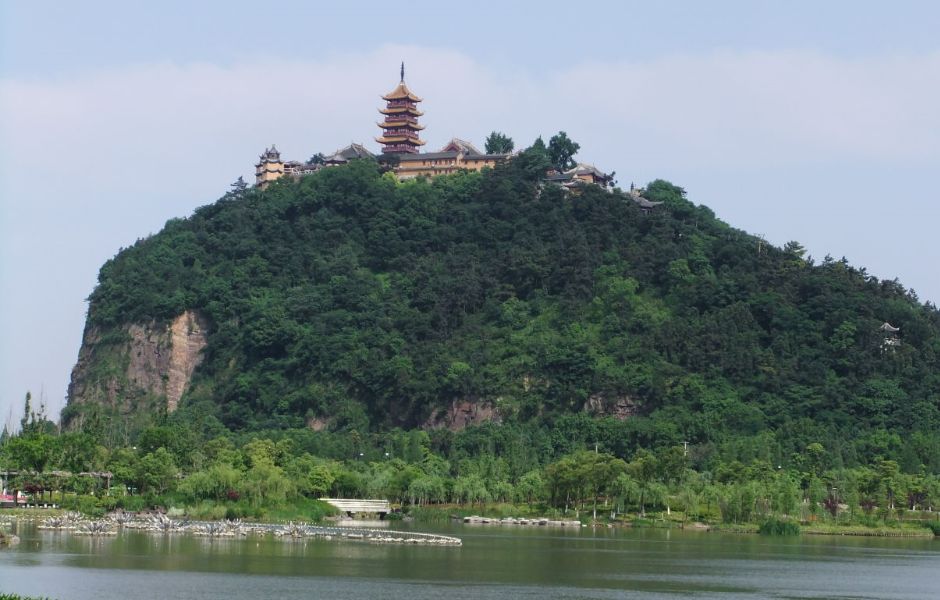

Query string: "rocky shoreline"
[[461, 515, 583, 527]]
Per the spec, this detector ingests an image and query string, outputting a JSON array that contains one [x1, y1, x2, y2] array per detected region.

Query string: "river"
[[2, 521, 938, 599]]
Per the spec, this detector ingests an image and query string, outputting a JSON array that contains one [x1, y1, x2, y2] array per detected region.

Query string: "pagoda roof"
[[439, 137, 482, 155], [380, 106, 424, 116], [377, 120, 425, 130], [376, 135, 426, 146], [565, 163, 610, 179], [323, 143, 375, 163], [632, 196, 663, 209], [382, 81, 422, 102], [258, 144, 281, 161], [880, 322, 901, 333]]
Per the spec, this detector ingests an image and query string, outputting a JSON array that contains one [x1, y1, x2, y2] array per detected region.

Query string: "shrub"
[[96, 495, 118, 512], [759, 517, 801, 536], [61, 494, 104, 518], [117, 495, 146, 512]]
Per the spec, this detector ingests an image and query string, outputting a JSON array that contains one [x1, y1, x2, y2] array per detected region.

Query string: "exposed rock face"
[[306, 416, 329, 432], [582, 393, 639, 420], [67, 310, 208, 417], [425, 399, 501, 431]]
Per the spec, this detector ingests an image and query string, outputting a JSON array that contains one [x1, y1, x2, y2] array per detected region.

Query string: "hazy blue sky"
[[2, 1, 939, 427]]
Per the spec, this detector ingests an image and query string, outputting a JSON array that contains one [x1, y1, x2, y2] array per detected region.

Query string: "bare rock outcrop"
[[582, 393, 639, 420], [67, 310, 208, 418], [425, 398, 501, 431]]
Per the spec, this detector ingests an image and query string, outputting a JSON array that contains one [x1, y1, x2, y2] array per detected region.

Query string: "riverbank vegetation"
[[3, 420, 939, 535]]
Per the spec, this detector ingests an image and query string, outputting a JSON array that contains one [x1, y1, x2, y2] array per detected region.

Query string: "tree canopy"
[[64, 157, 940, 475], [548, 131, 580, 170], [484, 131, 515, 154]]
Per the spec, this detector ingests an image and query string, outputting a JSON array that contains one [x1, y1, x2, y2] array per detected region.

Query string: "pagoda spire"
[[376, 65, 425, 154]]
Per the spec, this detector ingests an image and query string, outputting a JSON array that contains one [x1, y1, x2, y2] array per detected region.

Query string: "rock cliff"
[[66, 310, 207, 419]]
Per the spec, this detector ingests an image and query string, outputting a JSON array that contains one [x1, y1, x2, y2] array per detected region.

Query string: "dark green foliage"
[[484, 131, 514, 154], [547, 131, 580, 170], [75, 159, 940, 473], [759, 517, 801, 536]]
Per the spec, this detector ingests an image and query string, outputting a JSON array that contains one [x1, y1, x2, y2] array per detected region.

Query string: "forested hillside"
[[64, 151, 940, 472]]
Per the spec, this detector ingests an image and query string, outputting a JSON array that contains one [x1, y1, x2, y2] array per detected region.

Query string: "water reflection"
[[2, 521, 938, 600]]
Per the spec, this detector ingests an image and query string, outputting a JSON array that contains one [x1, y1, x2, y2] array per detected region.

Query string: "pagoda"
[[376, 63, 426, 154]]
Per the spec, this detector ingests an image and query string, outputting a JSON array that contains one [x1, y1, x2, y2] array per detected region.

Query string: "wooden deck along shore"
[[320, 498, 391, 517]]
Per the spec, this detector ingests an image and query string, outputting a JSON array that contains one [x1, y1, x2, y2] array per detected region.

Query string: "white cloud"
[[2, 44, 939, 423]]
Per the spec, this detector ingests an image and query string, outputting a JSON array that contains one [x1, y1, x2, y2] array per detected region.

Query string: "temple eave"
[[379, 107, 424, 116], [377, 122, 425, 130], [376, 136, 426, 145]]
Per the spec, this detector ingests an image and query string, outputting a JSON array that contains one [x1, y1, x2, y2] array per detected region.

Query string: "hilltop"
[[64, 152, 940, 471]]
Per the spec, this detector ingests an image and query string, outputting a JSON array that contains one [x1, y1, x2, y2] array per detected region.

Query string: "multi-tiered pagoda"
[[376, 63, 426, 154]]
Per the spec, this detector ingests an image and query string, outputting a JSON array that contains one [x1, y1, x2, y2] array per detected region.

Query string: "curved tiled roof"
[[382, 81, 422, 102]]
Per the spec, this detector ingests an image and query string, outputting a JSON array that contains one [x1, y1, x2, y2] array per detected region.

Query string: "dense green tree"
[[547, 131, 580, 170], [484, 131, 515, 154], [135, 448, 178, 494]]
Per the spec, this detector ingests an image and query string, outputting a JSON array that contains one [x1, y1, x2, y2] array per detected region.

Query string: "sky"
[[1, 1, 939, 427]]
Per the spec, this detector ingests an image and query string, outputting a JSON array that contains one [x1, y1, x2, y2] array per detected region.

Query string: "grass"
[[802, 523, 935, 537], [0, 508, 66, 521], [702, 523, 761, 534]]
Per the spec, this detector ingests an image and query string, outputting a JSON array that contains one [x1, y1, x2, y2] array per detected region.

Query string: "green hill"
[[64, 154, 940, 471]]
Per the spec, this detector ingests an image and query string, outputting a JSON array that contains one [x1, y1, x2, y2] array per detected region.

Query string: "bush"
[[759, 517, 801, 536], [61, 494, 104, 518], [187, 502, 227, 520], [96, 495, 118, 512], [117, 495, 146, 512], [924, 521, 940, 536]]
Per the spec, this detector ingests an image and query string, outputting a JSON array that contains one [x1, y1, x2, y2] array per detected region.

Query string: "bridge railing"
[[319, 498, 391, 514]]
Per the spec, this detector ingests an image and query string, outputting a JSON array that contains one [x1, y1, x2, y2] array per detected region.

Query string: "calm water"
[[1, 521, 938, 599]]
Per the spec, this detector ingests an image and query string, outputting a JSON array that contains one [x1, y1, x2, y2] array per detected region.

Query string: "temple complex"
[[254, 143, 374, 189], [375, 63, 426, 154], [251, 65, 626, 196]]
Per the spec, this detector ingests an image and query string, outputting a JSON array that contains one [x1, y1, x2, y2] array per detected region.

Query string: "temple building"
[[254, 145, 284, 189], [545, 163, 616, 191], [254, 143, 374, 188], [322, 142, 374, 166], [395, 137, 510, 179], [376, 63, 426, 155]]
